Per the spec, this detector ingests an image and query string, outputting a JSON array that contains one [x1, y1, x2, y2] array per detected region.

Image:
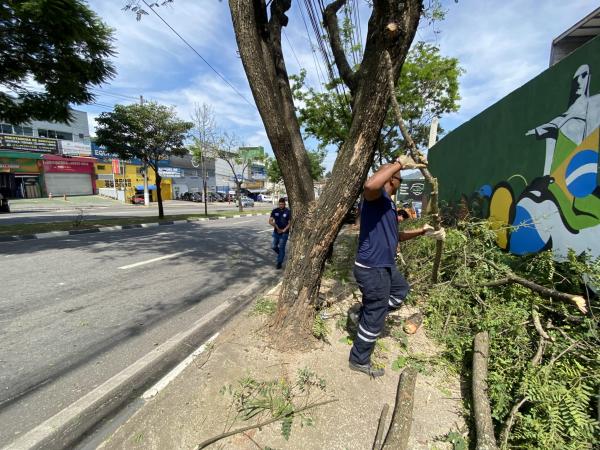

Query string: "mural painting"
[[477, 64, 600, 260]]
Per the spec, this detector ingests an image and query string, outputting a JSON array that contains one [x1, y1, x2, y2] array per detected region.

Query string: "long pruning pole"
[[383, 51, 444, 283]]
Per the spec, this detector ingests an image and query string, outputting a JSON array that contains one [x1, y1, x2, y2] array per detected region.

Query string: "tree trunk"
[[155, 172, 164, 218], [236, 183, 243, 212], [229, 0, 422, 348], [203, 178, 208, 216]]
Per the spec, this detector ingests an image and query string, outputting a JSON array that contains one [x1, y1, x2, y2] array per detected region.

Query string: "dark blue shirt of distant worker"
[[356, 189, 398, 267], [270, 207, 291, 234]]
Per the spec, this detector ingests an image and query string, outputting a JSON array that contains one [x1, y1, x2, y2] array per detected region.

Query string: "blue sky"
[[82, 0, 597, 170]]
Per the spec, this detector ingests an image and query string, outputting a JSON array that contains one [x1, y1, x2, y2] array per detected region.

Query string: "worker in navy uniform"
[[269, 198, 291, 269], [349, 156, 445, 377]]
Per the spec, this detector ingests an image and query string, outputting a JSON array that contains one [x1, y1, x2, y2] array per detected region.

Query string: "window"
[[0, 124, 33, 135], [37, 129, 73, 140]]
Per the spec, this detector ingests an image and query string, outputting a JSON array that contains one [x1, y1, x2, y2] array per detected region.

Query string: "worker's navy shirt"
[[271, 207, 291, 233], [356, 190, 398, 267]]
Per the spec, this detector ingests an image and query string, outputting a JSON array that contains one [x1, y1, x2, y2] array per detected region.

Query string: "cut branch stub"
[[472, 332, 499, 450]]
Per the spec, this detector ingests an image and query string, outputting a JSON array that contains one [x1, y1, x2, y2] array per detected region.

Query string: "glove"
[[395, 154, 427, 170], [423, 224, 446, 241]]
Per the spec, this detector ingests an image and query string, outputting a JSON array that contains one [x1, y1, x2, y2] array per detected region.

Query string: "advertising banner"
[[112, 159, 121, 174], [1, 134, 58, 153], [60, 140, 92, 156]]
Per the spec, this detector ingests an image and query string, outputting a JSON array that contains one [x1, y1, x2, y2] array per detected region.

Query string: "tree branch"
[[383, 49, 443, 283], [479, 259, 588, 314], [323, 0, 358, 93], [193, 398, 337, 449]]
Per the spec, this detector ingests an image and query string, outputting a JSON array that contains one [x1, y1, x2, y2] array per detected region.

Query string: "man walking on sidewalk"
[[269, 198, 291, 269], [349, 157, 445, 377]]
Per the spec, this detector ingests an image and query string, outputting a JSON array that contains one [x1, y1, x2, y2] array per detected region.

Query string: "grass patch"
[[251, 297, 277, 316], [0, 209, 271, 236]]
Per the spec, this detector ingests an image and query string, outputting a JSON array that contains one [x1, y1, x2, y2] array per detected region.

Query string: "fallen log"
[[372, 403, 389, 450], [472, 332, 498, 450], [382, 367, 417, 450]]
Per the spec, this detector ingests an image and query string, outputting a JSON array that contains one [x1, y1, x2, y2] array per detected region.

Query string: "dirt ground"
[[99, 278, 467, 450]]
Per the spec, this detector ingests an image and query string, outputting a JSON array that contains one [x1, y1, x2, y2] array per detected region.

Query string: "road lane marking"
[[118, 251, 191, 270], [141, 333, 219, 400]]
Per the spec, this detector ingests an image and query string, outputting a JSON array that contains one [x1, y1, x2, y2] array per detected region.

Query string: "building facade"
[[0, 107, 94, 198]]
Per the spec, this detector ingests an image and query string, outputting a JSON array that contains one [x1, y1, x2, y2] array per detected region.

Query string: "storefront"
[[0, 152, 44, 198], [42, 155, 96, 196]]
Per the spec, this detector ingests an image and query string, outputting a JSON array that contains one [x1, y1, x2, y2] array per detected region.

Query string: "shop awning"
[[0, 151, 44, 159], [136, 185, 156, 190]]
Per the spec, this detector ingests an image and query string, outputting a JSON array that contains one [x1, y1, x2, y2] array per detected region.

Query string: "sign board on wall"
[[158, 167, 182, 178], [60, 140, 92, 156], [1, 134, 57, 153], [239, 146, 264, 160], [398, 180, 426, 201]]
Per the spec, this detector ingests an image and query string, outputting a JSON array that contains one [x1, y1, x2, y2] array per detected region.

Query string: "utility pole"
[[140, 95, 150, 207]]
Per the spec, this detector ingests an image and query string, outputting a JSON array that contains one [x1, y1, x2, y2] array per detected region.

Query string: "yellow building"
[[94, 161, 172, 202]]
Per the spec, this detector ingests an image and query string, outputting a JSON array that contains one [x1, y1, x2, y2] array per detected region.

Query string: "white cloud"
[[80, 0, 599, 173]]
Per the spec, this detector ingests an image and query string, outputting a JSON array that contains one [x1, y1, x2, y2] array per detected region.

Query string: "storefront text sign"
[[1, 134, 58, 153]]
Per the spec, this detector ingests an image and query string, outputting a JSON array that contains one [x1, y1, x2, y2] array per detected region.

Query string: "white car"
[[236, 195, 254, 207], [260, 194, 273, 202]]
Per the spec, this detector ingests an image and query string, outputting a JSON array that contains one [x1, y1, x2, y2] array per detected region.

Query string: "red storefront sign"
[[42, 158, 95, 173]]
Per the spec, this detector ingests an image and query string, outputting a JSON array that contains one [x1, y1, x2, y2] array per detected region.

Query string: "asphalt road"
[[0, 216, 279, 447], [0, 200, 275, 225]]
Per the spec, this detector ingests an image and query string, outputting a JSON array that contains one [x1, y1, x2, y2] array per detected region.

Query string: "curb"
[[4, 277, 274, 450], [0, 213, 271, 243]]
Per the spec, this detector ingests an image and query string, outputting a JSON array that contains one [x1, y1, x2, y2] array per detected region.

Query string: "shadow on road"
[[0, 221, 278, 410]]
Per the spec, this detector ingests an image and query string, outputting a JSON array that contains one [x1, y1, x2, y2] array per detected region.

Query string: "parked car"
[[260, 194, 273, 202], [131, 193, 145, 204], [236, 195, 255, 207]]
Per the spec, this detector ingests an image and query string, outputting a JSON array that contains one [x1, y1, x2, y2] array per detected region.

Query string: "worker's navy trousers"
[[349, 264, 410, 365]]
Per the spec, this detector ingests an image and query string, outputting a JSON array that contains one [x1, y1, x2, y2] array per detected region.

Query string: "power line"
[[297, 0, 327, 90], [140, 0, 256, 109], [89, 88, 139, 101]]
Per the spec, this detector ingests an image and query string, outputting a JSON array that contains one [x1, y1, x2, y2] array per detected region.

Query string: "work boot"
[[349, 361, 384, 378], [276, 262, 282, 269], [347, 303, 362, 336]]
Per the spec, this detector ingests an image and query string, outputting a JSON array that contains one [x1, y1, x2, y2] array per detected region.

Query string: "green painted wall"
[[430, 35, 600, 202], [429, 35, 600, 260]]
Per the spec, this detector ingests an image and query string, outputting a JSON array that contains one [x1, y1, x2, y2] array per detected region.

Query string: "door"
[[45, 173, 93, 196]]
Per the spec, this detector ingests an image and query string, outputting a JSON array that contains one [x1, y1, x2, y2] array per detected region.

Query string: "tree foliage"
[[95, 102, 192, 217], [0, 0, 115, 124], [266, 150, 326, 184], [291, 41, 463, 162]]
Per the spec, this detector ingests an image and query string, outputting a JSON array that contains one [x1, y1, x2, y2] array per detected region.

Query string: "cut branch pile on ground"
[[398, 219, 600, 449]]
